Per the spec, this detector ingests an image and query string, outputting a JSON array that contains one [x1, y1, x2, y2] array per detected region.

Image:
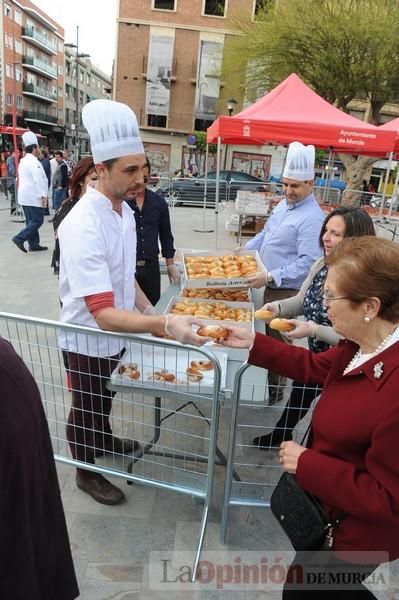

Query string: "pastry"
[[197, 325, 229, 341], [254, 309, 274, 321], [269, 318, 295, 332], [190, 360, 213, 371]]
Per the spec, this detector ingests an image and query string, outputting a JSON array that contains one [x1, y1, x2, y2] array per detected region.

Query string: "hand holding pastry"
[[218, 325, 255, 349], [165, 314, 207, 346], [281, 319, 317, 340], [269, 318, 295, 332]]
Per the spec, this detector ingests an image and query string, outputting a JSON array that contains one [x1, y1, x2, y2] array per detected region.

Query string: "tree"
[[222, 0, 399, 203], [194, 131, 217, 174]]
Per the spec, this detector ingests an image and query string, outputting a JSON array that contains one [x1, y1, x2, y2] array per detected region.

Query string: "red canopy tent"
[[207, 74, 397, 156], [380, 117, 399, 152]]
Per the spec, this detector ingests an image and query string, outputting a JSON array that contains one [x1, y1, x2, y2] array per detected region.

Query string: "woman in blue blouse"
[[253, 207, 375, 449]]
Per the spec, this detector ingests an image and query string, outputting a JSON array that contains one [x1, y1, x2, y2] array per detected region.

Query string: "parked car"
[[158, 170, 275, 206]]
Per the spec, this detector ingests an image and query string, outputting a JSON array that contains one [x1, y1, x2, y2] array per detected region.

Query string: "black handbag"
[[270, 425, 346, 551], [270, 471, 345, 551]]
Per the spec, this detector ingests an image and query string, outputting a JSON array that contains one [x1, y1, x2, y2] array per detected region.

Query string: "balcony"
[[23, 110, 58, 125], [22, 55, 57, 79], [21, 27, 57, 55], [23, 82, 57, 103]]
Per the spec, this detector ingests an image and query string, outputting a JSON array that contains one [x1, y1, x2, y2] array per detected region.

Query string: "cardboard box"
[[165, 296, 254, 332], [182, 249, 265, 289], [180, 286, 251, 302]]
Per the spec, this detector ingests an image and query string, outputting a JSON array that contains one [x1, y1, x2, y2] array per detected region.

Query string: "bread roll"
[[197, 325, 228, 341], [269, 318, 295, 332], [190, 360, 214, 371], [254, 309, 274, 321]]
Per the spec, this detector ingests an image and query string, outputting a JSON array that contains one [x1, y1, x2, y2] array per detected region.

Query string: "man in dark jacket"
[[0, 336, 79, 600], [126, 157, 180, 305], [52, 150, 69, 211]]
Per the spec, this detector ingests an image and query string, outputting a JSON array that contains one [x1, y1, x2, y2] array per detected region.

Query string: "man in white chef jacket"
[[11, 131, 49, 253], [58, 99, 205, 505]]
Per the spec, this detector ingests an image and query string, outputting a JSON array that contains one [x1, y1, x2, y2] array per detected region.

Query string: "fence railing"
[[0, 312, 223, 578]]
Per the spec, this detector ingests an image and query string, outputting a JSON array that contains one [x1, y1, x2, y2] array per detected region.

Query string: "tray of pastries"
[[181, 287, 251, 302], [182, 249, 265, 288], [110, 343, 227, 393], [165, 296, 254, 331]]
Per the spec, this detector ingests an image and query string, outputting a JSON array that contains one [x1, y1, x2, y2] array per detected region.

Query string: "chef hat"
[[22, 131, 39, 147], [82, 99, 144, 163], [283, 142, 315, 181]]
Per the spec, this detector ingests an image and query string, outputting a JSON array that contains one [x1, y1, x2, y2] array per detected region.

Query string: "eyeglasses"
[[321, 291, 349, 304]]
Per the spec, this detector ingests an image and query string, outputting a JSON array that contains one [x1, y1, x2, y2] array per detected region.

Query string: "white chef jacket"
[[17, 152, 48, 207], [58, 185, 137, 357]]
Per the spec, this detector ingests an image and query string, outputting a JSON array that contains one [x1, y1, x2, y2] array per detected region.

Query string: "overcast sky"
[[33, 0, 117, 75]]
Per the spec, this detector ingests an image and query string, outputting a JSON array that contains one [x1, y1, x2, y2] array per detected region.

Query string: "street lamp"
[[65, 25, 90, 160], [227, 98, 237, 117], [223, 99, 237, 169]]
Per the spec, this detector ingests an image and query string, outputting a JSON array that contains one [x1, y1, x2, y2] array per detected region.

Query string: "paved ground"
[[1, 197, 398, 599]]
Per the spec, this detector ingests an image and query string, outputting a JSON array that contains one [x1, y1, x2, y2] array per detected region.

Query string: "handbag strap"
[[298, 424, 347, 525]]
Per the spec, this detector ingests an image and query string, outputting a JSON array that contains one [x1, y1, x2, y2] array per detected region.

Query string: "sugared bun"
[[254, 309, 274, 321], [197, 325, 229, 341], [190, 360, 214, 371], [269, 318, 295, 332]]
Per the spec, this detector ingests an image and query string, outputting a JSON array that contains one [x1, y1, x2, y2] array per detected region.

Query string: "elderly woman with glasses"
[[253, 207, 375, 450], [221, 236, 399, 598]]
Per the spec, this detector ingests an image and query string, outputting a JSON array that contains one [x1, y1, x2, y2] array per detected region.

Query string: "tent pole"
[[323, 148, 333, 204], [214, 136, 222, 249], [194, 142, 214, 233], [386, 159, 399, 222], [379, 151, 393, 218]]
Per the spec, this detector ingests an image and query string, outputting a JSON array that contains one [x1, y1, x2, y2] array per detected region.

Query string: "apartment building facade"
[[114, 0, 270, 175], [64, 47, 111, 156], [1, 0, 65, 149]]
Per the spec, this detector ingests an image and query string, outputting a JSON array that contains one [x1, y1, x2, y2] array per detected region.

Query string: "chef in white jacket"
[[11, 131, 49, 253], [58, 99, 206, 506]]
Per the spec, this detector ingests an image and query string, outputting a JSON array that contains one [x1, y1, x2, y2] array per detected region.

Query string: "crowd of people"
[[3, 105, 399, 599]]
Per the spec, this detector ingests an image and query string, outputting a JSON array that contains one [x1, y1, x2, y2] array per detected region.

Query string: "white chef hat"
[[82, 99, 144, 163], [283, 142, 315, 181], [22, 131, 39, 147]]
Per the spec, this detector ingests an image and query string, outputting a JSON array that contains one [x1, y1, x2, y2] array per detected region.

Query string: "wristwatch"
[[267, 272, 274, 285]]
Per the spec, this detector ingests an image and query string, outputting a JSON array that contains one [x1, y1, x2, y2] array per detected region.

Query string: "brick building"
[[1, 0, 65, 149], [114, 0, 268, 176], [64, 47, 111, 156]]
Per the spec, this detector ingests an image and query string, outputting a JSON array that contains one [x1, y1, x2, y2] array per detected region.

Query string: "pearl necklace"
[[343, 327, 399, 375]]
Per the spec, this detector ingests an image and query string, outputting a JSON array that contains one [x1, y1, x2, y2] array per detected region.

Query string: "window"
[[80, 69, 84, 83], [15, 66, 22, 81], [58, 40, 63, 52], [153, 0, 175, 9], [147, 114, 167, 128], [5, 33, 13, 48], [14, 9, 22, 24], [66, 61, 71, 77], [86, 73, 91, 85], [6, 64, 13, 78], [16, 95, 23, 108], [97, 79, 100, 89], [58, 65, 63, 75], [6, 93, 13, 105], [14, 39, 22, 54], [4, 3, 11, 17], [203, 0, 226, 17]]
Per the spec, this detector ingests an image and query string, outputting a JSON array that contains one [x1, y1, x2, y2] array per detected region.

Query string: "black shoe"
[[76, 472, 125, 505], [29, 245, 48, 252], [12, 236, 27, 253], [253, 430, 293, 450], [95, 437, 139, 457]]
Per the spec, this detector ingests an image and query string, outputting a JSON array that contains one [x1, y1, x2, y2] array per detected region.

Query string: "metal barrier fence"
[[0, 312, 224, 577], [220, 362, 317, 545]]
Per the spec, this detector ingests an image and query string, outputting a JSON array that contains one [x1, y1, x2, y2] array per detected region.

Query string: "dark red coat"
[[0, 338, 79, 599], [249, 333, 399, 561]]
